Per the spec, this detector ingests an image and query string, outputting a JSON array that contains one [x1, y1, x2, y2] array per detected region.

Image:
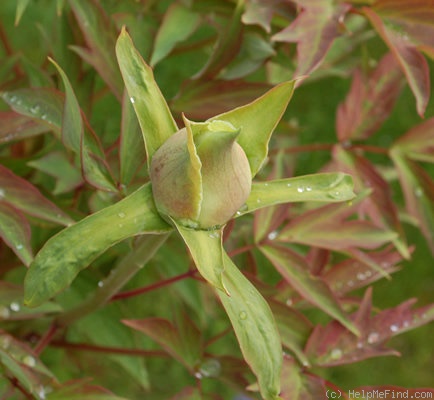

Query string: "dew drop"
[[357, 272, 366, 281], [194, 372, 203, 379], [30, 104, 41, 114], [306, 186, 312, 192], [347, 280, 354, 287], [330, 348, 342, 360], [98, 281, 104, 288], [235, 211, 242, 216], [414, 187, 423, 197], [239, 311, 247, 320], [367, 332, 379, 344], [22, 355, 36, 367], [390, 324, 399, 332], [297, 186, 305, 193], [37, 386, 46, 400], [10, 302, 20, 312], [197, 358, 221, 378], [330, 190, 341, 199], [208, 231, 220, 239], [256, 198, 261, 203], [286, 298, 293, 306], [0, 305, 10, 319], [264, 183, 269, 187], [286, 183, 292, 187], [356, 342, 363, 349], [0, 335, 11, 349], [364, 270, 372, 278], [0, 188, 5, 199], [403, 320, 410, 328], [16, 244, 23, 250], [130, 96, 136, 104], [9, 95, 17, 103], [118, 212, 126, 218], [41, 113, 48, 120], [267, 230, 278, 240]]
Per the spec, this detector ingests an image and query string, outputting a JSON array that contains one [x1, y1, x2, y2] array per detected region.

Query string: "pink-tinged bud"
[[150, 120, 252, 229]]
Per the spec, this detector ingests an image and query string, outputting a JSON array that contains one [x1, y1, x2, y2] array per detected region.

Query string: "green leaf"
[[28, 151, 83, 195], [15, 0, 31, 26], [50, 58, 117, 192], [116, 27, 178, 165], [24, 183, 171, 307], [210, 80, 295, 177], [0, 202, 33, 266], [119, 91, 146, 186], [150, 3, 201, 66], [174, 223, 226, 293], [0, 164, 73, 226], [0, 111, 48, 144], [218, 253, 282, 400], [260, 244, 360, 336], [241, 172, 355, 215]]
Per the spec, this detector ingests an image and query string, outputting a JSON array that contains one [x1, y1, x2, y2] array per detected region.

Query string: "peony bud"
[[150, 120, 252, 229]]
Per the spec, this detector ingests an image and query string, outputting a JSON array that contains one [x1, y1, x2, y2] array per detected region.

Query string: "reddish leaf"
[[0, 111, 48, 143], [171, 79, 271, 121], [362, 2, 434, 116], [272, 0, 351, 77], [324, 246, 403, 295], [0, 202, 33, 266], [0, 164, 73, 226], [260, 243, 359, 335], [69, 0, 123, 99], [390, 154, 434, 253], [336, 52, 405, 141], [333, 147, 409, 258], [305, 288, 434, 366], [122, 316, 202, 371], [393, 117, 434, 164], [48, 378, 128, 399]]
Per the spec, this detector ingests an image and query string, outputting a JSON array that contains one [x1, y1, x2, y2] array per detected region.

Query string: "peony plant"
[[18, 28, 358, 400]]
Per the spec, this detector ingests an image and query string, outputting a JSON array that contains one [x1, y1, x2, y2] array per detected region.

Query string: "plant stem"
[[55, 233, 170, 327]]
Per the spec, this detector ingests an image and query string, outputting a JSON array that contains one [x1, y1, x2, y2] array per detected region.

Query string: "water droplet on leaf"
[[197, 358, 221, 378], [297, 186, 304, 193], [330, 348, 342, 360], [130, 97, 135, 104], [367, 332, 379, 344], [16, 244, 23, 250], [267, 231, 278, 240], [0, 306, 10, 319], [390, 324, 399, 332], [414, 187, 423, 197], [22, 355, 36, 367], [30, 104, 41, 114], [118, 212, 126, 218], [239, 311, 247, 320], [98, 281, 104, 288], [0, 188, 5, 198], [306, 186, 312, 191], [9, 302, 20, 312]]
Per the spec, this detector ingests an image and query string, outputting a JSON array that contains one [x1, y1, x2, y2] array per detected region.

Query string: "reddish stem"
[[228, 244, 255, 257], [33, 323, 59, 356], [111, 269, 197, 301], [349, 143, 389, 154], [269, 143, 334, 155], [50, 340, 168, 357]]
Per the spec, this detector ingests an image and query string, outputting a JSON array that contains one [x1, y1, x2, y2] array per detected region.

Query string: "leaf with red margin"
[[336, 52, 405, 141], [305, 288, 434, 367], [278, 192, 397, 252], [242, 0, 296, 33], [48, 378, 128, 399], [279, 355, 327, 399], [362, 1, 434, 116], [122, 315, 202, 371], [393, 117, 434, 164], [69, 0, 123, 99], [0, 164, 73, 226], [272, 0, 351, 77], [260, 243, 359, 336], [390, 153, 434, 253], [333, 147, 409, 258], [0, 111, 48, 143], [350, 386, 434, 399], [323, 246, 403, 295], [0, 202, 33, 266]]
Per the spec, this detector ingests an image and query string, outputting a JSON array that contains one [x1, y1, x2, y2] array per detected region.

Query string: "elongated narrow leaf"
[[362, 4, 433, 116], [0, 164, 73, 226], [116, 28, 178, 165], [69, 0, 123, 98], [272, 0, 351, 77], [210, 80, 295, 176], [261, 244, 359, 336], [119, 91, 146, 186], [218, 253, 282, 400], [14, 0, 31, 26], [241, 172, 354, 216], [0, 111, 48, 143], [0, 202, 33, 266], [50, 58, 117, 192], [24, 184, 171, 307], [174, 224, 226, 293], [150, 3, 201, 66]]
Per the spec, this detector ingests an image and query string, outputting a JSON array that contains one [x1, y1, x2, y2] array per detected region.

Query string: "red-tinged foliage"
[[333, 147, 409, 258], [0, 111, 48, 144], [323, 246, 404, 295], [362, 1, 434, 116], [273, 0, 351, 77], [336, 53, 405, 141], [305, 288, 434, 367]]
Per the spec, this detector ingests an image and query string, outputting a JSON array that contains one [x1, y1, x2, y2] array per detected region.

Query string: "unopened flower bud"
[[150, 120, 252, 229]]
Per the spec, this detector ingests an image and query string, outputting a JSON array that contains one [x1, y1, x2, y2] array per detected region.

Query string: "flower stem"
[[56, 233, 170, 327]]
